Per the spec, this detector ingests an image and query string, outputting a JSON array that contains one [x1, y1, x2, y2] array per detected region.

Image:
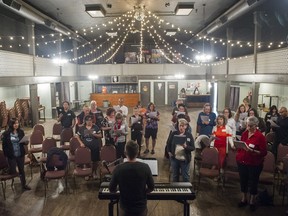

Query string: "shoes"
[[238, 201, 248, 208], [22, 185, 31, 191], [151, 150, 155, 154], [144, 149, 149, 154], [249, 204, 256, 211]]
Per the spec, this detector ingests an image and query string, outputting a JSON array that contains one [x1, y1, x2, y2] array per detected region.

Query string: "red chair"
[[33, 124, 45, 137], [29, 130, 44, 154], [73, 147, 92, 190], [69, 137, 81, 163], [52, 123, 62, 141], [40, 137, 57, 164], [0, 150, 18, 200], [60, 128, 73, 151], [223, 149, 239, 188], [99, 145, 117, 182], [197, 147, 219, 190]]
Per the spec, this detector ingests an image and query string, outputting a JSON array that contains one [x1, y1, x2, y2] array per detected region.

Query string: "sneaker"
[[144, 149, 149, 154], [22, 185, 31, 191], [151, 150, 155, 154]]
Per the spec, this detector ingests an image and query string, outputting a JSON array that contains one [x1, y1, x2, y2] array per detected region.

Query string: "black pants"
[[7, 156, 26, 187], [116, 141, 126, 159], [131, 131, 142, 154], [119, 207, 147, 216], [237, 162, 263, 195]]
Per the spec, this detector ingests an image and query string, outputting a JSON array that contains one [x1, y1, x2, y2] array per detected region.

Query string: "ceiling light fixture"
[[85, 4, 106, 18], [106, 30, 117, 37], [175, 2, 194, 16], [165, 29, 177, 36]]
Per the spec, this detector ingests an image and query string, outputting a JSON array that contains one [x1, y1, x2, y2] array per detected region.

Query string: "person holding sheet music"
[[236, 116, 267, 211], [1, 118, 31, 190], [129, 107, 144, 156], [109, 140, 154, 216], [114, 98, 128, 119], [76, 115, 102, 179], [171, 103, 190, 124], [234, 104, 248, 136], [57, 101, 76, 130], [143, 102, 160, 155], [112, 112, 128, 159], [167, 118, 195, 182], [196, 103, 216, 136], [90, 100, 104, 129], [272, 107, 288, 156], [75, 105, 90, 133], [101, 107, 116, 145], [211, 114, 234, 175], [264, 105, 279, 134], [223, 107, 236, 138]]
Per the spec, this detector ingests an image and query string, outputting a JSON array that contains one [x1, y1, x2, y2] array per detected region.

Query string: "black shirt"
[[60, 110, 76, 128], [109, 162, 154, 213]]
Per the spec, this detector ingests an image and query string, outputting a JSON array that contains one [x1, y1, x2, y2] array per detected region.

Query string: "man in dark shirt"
[[57, 101, 76, 129], [109, 140, 154, 216], [273, 107, 288, 155]]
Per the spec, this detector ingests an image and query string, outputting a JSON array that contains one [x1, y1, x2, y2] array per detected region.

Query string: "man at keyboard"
[[109, 140, 154, 216]]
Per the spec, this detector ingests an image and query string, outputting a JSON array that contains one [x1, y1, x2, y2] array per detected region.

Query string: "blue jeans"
[[170, 157, 190, 182]]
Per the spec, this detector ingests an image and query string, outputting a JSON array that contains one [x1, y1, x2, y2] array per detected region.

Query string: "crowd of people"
[[2, 96, 288, 215]]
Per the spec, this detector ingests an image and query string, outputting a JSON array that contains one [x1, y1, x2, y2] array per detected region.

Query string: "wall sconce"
[[175, 2, 194, 16], [85, 4, 106, 18]]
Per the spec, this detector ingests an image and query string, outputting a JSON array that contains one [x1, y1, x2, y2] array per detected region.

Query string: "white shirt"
[[227, 117, 236, 138], [118, 105, 128, 117]]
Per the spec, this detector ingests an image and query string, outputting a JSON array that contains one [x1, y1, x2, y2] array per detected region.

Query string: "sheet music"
[[239, 112, 248, 120], [130, 116, 139, 125], [268, 119, 280, 128], [19, 135, 30, 144], [149, 112, 157, 118], [200, 115, 209, 122], [168, 124, 177, 132], [113, 105, 120, 112], [270, 116, 278, 122], [124, 158, 158, 176], [234, 140, 248, 150], [172, 135, 186, 145]]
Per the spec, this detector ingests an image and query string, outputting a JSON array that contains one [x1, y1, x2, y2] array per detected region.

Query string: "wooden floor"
[[0, 106, 287, 216]]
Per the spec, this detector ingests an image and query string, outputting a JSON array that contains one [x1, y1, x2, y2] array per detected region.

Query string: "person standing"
[[236, 116, 267, 211], [90, 100, 104, 129], [196, 103, 216, 136], [234, 104, 248, 136], [76, 115, 102, 179], [129, 107, 144, 156], [115, 98, 128, 119], [75, 105, 90, 133], [1, 118, 31, 190], [111, 112, 128, 159], [143, 102, 160, 155], [264, 105, 279, 134], [223, 107, 236, 138], [167, 119, 195, 182], [101, 107, 116, 145], [109, 140, 154, 216], [57, 101, 76, 130]]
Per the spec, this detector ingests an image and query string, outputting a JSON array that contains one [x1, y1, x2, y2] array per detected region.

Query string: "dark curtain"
[[229, 87, 240, 111]]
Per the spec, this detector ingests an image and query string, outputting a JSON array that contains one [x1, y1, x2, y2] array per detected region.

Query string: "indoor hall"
[[0, 106, 287, 216]]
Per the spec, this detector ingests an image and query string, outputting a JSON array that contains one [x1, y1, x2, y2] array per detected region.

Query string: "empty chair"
[[73, 147, 92, 189], [197, 147, 219, 190], [259, 151, 276, 202], [276, 144, 288, 185], [33, 124, 45, 137], [69, 137, 81, 163], [99, 145, 117, 182], [52, 123, 62, 141], [29, 130, 44, 154], [60, 128, 73, 150], [223, 149, 239, 188], [0, 150, 18, 200]]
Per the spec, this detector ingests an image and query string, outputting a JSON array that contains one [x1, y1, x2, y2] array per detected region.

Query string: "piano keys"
[[98, 182, 196, 216]]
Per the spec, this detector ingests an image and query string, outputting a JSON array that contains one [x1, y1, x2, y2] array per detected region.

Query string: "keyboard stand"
[[177, 200, 190, 216], [108, 199, 118, 216]]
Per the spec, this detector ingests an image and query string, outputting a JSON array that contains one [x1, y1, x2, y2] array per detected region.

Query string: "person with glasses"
[[272, 107, 288, 156], [223, 107, 236, 138], [236, 116, 267, 211]]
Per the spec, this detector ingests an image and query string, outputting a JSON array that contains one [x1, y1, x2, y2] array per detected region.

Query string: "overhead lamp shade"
[[175, 3, 194, 16], [85, 4, 106, 18]]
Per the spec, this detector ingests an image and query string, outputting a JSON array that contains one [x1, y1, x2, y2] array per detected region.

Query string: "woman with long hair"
[[1, 118, 31, 190]]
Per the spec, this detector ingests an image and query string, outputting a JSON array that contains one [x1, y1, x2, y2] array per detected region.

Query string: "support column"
[[251, 82, 260, 109], [50, 83, 57, 119], [29, 84, 39, 126], [224, 81, 231, 108], [26, 19, 36, 76], [253, 11, 262, 74], [226, 28, 233, 76]]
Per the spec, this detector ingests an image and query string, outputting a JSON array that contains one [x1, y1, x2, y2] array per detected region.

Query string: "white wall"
[[259, 83, 288, 108], [77, 81, 92, 101], [37, 83, 52, 119], [0, 85, 29, 108]]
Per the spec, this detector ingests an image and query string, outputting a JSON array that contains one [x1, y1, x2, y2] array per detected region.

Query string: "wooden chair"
[[73, 147, 92, 190], [0, 150, 18, 200], [259, 151, 276, 203], [276, 144, 288, 186], [99, 145, 117, 182], [265, 132, 275, 150], [197, 147, 219, 190]]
